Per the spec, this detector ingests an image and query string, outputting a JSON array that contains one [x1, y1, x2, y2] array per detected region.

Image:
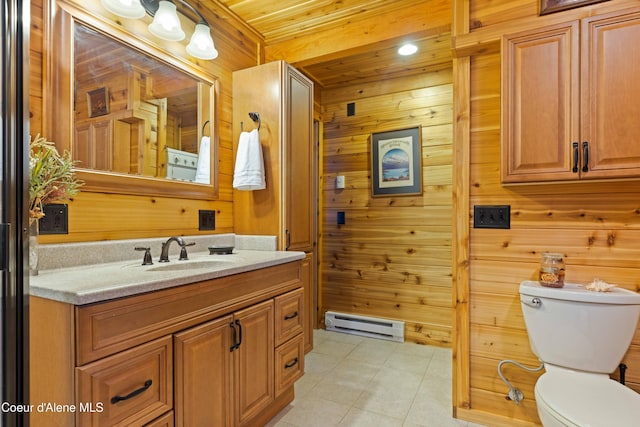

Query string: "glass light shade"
[[101, 0, 146, 19], [186, 24, 218, 60], [148, 1, 185, 41]]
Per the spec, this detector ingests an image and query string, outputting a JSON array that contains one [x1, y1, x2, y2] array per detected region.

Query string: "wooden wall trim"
[[452, 55, 471, 414], [452, 0, 469, 36]]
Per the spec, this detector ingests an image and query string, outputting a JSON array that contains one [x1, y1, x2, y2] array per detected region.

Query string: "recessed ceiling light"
[[398, 43, 418, 56]]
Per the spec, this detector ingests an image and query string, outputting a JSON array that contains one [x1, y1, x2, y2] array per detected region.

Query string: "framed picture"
[[540, 0, 609, 15], [87, 87, 109, 117], [371, 126, 422, 197]]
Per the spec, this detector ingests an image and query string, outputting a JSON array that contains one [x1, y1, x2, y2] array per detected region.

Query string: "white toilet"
[[520, 280, 640, 427]]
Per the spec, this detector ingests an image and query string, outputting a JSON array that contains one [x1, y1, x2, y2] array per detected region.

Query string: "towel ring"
[[202, 120, 211, 136], [248, 112, 261, 130]]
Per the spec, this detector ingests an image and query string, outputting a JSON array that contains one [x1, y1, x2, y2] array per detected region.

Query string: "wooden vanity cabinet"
[[30, 261, 304, 427], [502, 7, 640, 183]]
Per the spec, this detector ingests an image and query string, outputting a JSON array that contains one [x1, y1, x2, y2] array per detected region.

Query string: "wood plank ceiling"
[[214, 0, 453, 88]]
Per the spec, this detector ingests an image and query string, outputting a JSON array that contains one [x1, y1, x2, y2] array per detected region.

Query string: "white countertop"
[[30, 249, 305, 305]]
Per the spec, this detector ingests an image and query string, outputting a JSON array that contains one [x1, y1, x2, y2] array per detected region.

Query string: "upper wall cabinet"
[[501, 7, 640, 183]]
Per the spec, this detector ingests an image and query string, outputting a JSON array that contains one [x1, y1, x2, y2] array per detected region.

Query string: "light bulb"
[[398, 43, 418, 56]]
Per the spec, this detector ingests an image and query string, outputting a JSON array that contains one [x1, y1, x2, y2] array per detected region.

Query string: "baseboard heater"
[[325, 311, 404, 342]]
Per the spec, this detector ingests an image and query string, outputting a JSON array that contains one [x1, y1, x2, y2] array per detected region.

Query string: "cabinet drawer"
[[76, 336, 173, 427], [144, 411, 173, 427], [275, 334, 304, 397], [274, 288, 304, 346]]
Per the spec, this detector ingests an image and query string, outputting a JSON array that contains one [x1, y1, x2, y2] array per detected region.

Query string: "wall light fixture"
[[101, 0, 218, 60]]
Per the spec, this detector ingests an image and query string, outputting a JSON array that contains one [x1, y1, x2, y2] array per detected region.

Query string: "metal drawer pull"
[[284, 311, 299, 320], [230, 322, 237, 352], [582, 141, 589, 172], [572, 142, 579, 173], [284, 357, 299, 369], [522, 297, 542, 309], [110, 379, 152, 404], [234, 319, 242, 350]]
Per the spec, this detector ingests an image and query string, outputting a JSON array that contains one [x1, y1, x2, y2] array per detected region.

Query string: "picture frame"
[[371, 126, 422, 197], [539, 0, 610, 15], [87, 87, 109, 117]]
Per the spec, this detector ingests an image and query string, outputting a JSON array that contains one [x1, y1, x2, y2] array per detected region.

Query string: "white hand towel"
[[194, 136, 211, 184], [233, 129, 266, 190]]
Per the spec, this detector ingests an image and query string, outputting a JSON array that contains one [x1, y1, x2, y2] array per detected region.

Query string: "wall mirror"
[[47, 0, 218, 199]]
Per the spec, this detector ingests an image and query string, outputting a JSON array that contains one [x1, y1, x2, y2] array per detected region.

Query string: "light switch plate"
[[473, 205, 510, 229]]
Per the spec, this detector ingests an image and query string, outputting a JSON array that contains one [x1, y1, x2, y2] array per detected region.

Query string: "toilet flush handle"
[[522, 297, 541, 308]]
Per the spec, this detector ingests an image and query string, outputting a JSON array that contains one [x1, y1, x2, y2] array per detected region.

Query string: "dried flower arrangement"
[[29, 134, 83, 225]]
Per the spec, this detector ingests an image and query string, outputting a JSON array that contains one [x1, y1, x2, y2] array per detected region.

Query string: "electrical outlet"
[[347, 102, 355, 116], [199, 210, 215, 230], [473, 205, 510, 229], [39, 204, 69, 234]]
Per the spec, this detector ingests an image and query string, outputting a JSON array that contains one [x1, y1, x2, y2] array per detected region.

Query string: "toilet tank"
[[520, 281, 640, 374]]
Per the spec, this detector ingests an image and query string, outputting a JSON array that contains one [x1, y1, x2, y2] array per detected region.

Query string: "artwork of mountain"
[[382, 148, 409, 169]]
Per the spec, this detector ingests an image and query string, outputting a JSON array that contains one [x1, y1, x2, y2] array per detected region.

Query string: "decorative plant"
[[29, 134, 83, 225]]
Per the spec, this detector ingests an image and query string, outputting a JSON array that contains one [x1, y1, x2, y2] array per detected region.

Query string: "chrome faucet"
[[159, 236, 194, 262]]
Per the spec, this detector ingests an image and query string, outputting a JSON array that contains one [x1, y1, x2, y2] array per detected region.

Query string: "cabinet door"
[[92, 119, 113, 171], [74, 119, 113, 171], [234, 300, 274, 426], [581, 8, 640, 178], [501, 22, 579, 183], [285, 66, 314, 251], [174, 315, 233, 427]]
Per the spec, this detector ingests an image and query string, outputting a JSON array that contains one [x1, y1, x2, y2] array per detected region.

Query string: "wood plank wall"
[[455, 0, 640, 425], [320, 69, 454, 346], [30, 0, 263, 243]]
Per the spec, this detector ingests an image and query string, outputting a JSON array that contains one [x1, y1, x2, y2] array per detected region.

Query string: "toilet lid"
[[536, 372, 640, 427]]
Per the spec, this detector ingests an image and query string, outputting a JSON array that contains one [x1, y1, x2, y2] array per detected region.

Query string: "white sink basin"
[[146, 259, 234, 272]]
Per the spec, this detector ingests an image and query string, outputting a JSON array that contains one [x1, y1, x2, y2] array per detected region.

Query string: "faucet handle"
[[134, 247, 153, 265], [179, 242, 196, 261]]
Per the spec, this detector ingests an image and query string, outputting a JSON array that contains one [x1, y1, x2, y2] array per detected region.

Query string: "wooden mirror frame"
[[45, 0, 219, 200]]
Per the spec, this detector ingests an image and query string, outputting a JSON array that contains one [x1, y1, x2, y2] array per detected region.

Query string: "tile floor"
[[266, 329, 487, 427]]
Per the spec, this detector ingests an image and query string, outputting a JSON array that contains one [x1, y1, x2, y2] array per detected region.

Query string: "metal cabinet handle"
[[284, 311, 299, 321], [284, 357, 299, 369], [111, 379, 152, 404], [572, 142, 579, 173], [582, 141, 589, 173], [229, 320, 243, 351], [235, 319, 242, 350], [285, 229, 291, 250], [522, 297, 542, 308], [229, 322, 237, 352]]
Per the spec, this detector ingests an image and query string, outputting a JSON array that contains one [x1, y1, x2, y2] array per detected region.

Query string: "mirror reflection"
[[73, 22, 211, 183]]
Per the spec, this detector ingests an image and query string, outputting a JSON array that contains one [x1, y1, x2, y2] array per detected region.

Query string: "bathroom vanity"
[[30, 246, 305, 426]]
